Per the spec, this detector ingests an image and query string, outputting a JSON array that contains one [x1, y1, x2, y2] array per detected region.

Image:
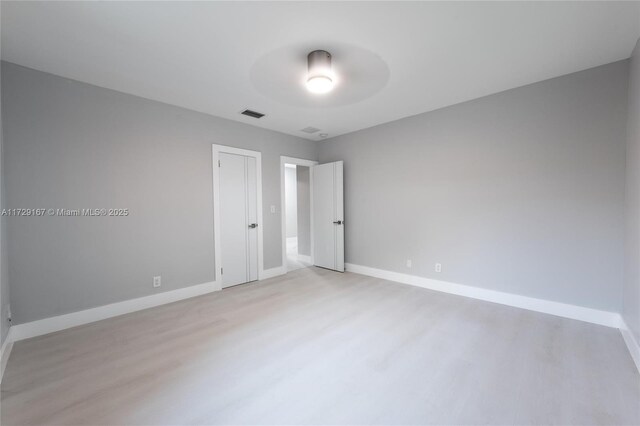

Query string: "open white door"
[[312, 161, 344, 272]]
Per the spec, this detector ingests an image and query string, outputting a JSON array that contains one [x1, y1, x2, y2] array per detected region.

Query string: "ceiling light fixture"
[[306, 50, 334, 94]]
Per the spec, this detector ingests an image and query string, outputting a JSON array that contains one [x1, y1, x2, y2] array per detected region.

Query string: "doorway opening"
[[285, 163, 311, 271], [280, 157, 318, 273]]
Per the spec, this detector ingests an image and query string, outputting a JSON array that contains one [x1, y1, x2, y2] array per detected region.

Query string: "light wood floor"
[[286, 238, 311, 271], [2, 267, 639, 425]]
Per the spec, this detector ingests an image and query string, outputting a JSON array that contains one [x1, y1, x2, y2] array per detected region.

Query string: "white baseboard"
[[261, 266, 286, 280], [0, 327, 14, 383], [620, 318, 640, 374], [10, 267, 286, 343], [5, 263, 631, 377], [11, 280, 218, 342], [345, 263, 621, 328]]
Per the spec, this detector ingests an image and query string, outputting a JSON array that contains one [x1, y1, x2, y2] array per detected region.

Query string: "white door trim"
[[213, 144, 264, 285], [280, 156, 318, 274]]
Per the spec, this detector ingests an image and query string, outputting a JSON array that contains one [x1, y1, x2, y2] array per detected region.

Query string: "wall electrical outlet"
[[406, 259, 412, 268], [435, 263, 442, 273], [270, 205, 276, 213], [153, 276, 162, 288]]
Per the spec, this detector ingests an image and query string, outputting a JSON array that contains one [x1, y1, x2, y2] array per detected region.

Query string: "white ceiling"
[[2, 1, 639, 141]]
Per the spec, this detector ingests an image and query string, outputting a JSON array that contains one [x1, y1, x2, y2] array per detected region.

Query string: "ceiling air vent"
[[300, 126, 321, 134], [241, 109, 265, 119]]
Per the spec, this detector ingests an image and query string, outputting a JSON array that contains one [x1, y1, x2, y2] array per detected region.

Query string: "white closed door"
[[219, 152, 259, 288], [313, 161, 344, 272]]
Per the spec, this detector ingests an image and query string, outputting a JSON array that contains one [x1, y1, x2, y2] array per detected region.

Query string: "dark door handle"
[[333, 220, 343, 225], [248, 223, 258, 229]]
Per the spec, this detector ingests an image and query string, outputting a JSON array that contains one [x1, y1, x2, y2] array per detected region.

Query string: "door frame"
[[280, 156, 318, 274], [213, 144, 264, 287]]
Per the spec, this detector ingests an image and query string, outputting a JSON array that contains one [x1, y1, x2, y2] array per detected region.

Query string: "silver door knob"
[[248, 223, 258, 228], [333, 220, 343, 225]]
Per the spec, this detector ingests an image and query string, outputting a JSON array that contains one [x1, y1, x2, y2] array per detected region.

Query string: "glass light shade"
[[306, 50, 334, 94], [306, 75, 334, 94]]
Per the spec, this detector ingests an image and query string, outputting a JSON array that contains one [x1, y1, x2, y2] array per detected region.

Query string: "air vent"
[[301, 126, 321, 134], [241, 109, 265, 119]]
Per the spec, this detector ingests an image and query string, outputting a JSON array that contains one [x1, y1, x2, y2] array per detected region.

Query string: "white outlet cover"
[[153, 276, 162, 287], [406, 259, 412, 268], [270, 205, 276, 213], [435, 263, 442, 273]]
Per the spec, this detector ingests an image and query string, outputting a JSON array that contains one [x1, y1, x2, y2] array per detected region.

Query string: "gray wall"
[[285, 166, 298, 238], [0, 58, 9, 345], [319, 60, 629, 312], [2, 57, 631, 324], [296, 166, 311, 256], [1, 61, 317, 324], [625, 39, 640, 342]]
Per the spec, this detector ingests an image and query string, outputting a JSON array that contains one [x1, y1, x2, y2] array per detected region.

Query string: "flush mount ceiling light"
[[306, 50, 334, 94]]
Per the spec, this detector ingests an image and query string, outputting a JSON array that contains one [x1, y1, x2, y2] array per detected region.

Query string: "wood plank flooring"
[[1, 267, 639, 425]]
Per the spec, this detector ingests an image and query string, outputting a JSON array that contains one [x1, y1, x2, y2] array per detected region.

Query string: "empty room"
[[0, 1, 639, 425]]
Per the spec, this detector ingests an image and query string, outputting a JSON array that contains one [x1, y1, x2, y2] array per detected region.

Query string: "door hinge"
[[221, 267, 223, 275], [218, 160, 221, 167]]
